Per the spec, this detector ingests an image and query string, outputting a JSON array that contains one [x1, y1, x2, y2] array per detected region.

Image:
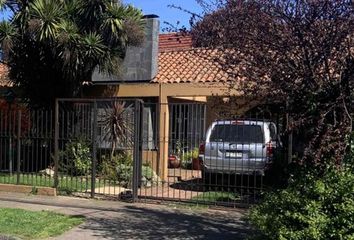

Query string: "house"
[[0, 16, 261, 180], [85, 15, 257, 180]]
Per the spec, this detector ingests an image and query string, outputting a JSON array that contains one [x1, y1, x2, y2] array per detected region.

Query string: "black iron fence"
[[138, 103, 286, 207], [55, 98, 142, 198], [0, 98, 287, 207], [0, 108, 54, 187]]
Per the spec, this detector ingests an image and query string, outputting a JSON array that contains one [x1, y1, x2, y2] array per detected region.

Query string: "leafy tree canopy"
[[0, 0, 144, 107], [190, 0, 354, 168]]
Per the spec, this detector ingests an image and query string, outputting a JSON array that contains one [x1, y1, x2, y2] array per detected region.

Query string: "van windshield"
[[209, 124, 264, 143]]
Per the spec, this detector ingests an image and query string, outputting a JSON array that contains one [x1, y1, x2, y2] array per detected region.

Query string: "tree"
[[0, 0, 144, 107], [190, 0, 354, 169]]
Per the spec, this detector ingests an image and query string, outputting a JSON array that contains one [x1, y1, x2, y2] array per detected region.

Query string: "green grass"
[[168, 192, 241, 210], [0, 208, 84, 239], [0, 173, 54, 188], [192, 191, 240, 203], [0, 173, 108, 195]]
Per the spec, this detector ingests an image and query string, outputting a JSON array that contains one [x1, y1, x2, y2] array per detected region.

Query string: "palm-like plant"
[[102, 101, 133, 159], [0, 0, 144, 107]]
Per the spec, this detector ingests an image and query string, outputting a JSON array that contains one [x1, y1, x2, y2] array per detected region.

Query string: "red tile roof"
[[153, 48, 233, 84], [0, 64, 12, 87], [159, 33, 192, 52], [156, 33, 232, 84]]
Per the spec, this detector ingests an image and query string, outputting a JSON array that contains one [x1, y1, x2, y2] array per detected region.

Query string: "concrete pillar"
[[158, 92, 169, 181]]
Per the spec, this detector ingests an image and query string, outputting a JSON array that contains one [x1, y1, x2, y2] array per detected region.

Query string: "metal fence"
[[0, 98, 287, 207], [55, 98, 142, 198], [0, 108, 54, 188], [138, 102, 286, 207]]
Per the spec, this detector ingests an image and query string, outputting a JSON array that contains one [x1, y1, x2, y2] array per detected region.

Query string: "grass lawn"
[[0, 173, 109, 194], [169, 192, 241, 210], [0, 208, 84, 239], [192, 191, 240, 204]]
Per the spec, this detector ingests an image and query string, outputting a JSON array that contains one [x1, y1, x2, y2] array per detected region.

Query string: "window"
[[210, 125, 264, 143], [142, 105, 157, 150]]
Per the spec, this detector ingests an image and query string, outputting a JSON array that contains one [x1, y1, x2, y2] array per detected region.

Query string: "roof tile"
[[152, 48, 233, 84]]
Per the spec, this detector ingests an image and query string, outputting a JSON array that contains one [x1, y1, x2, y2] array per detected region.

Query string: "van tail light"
[[266, 142, 273, 158], [199, 143, 205, 155]]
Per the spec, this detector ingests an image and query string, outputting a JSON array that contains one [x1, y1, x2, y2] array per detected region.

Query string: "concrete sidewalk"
[[0, 192, 253, 240]]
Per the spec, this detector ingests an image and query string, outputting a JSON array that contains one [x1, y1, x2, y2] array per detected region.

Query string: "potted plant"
[[169, 141, 183, 168], [191, 148, 201, 170], [168, 155, 180, 168]]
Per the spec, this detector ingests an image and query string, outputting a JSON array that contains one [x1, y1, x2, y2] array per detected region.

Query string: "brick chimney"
[[159, 33, 192, 52]]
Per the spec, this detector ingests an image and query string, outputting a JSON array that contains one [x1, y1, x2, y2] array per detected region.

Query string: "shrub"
[[141, 162, 161, 186], [100, 152, 133, 186], [180, 148, 199, 169], [249, 166, 354, 240], [142, 162, 154, 180], [60, 138, 92, 176], [100, 153, 157, 187]]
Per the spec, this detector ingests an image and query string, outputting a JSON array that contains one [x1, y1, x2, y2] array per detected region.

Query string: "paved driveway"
[[0, 192, 253, 240]]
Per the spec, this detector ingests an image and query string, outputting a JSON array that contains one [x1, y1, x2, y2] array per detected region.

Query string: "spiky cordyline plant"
[[102, 101, 133, 159]]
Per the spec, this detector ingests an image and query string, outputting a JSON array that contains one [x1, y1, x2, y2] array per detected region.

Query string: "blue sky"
[[0, 10, 10, 21], [125, 0, 202, 30], [0, 0, 203, 30]]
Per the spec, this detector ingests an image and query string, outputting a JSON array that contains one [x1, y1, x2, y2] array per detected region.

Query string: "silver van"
[[199, 120, 279, 176]]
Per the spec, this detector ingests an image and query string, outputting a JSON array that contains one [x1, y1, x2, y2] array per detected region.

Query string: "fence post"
[[132, 100, 143, 202], [16, 110, 21, 185], [286, 99, 293, 164], [8, 110, 13, 175], [54, 99, 59, 189], [287, 129, 293, 164], [91, 101, 98, 198]]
